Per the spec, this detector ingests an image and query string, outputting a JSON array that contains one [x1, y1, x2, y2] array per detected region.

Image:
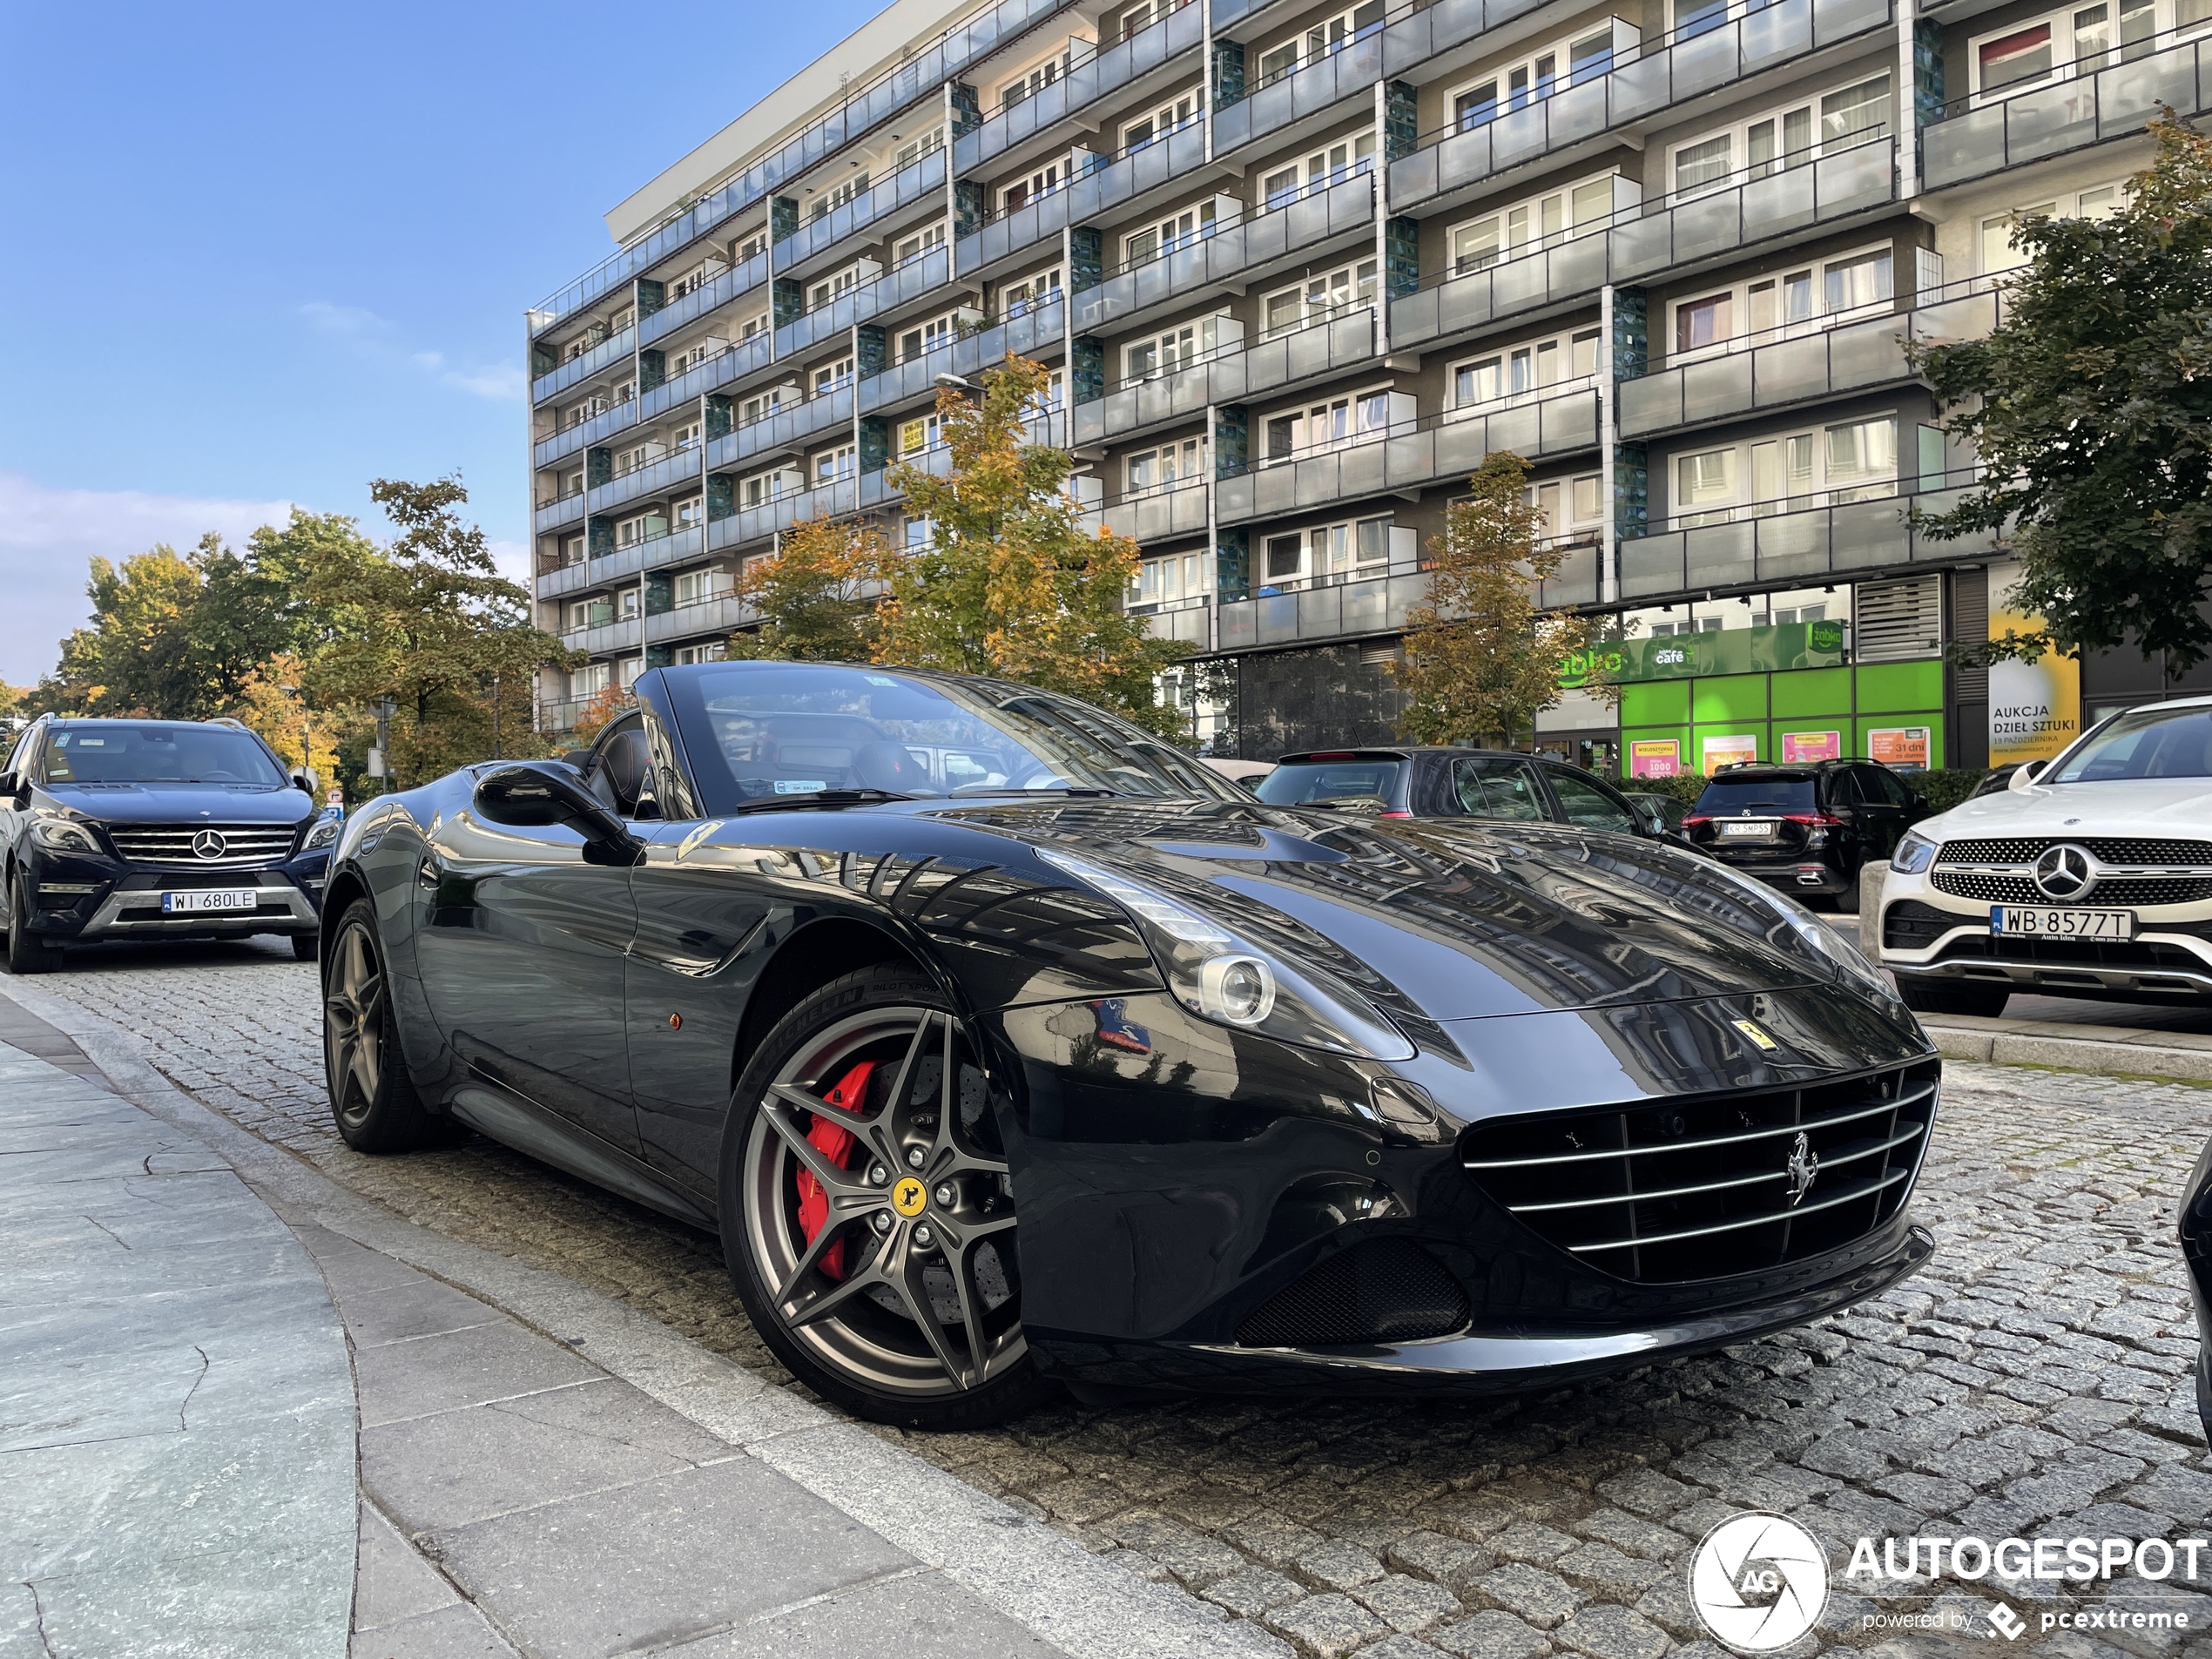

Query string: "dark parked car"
[[322, 663, 1936, 1428], [0, 716, 334, 973], [1683, 759, 1926, 912], [2187, 1135, 2212, 1440], [1256, 747, 1699, 851]]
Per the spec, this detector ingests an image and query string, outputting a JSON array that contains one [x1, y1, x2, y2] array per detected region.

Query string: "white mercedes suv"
[[1878, 695, 2212, 1018]]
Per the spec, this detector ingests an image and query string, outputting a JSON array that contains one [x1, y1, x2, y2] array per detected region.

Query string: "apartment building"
[[526, 0, 2211, 768]]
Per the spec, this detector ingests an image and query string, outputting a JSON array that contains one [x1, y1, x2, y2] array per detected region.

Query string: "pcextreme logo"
[[1690, 1513, 1831, 1652]]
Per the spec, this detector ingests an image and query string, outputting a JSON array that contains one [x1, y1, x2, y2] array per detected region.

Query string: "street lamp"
[[934, 372, 981, 393]]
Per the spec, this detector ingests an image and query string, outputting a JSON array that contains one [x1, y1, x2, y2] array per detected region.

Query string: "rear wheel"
[[4, 873, 61, 974], [722, 967, 1048, 1429], [1898, 977, 2009, 1019], [323, 900, 442, 1152]]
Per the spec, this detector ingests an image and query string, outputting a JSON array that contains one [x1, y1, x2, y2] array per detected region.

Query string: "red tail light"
[[1378, 809, 1413, 819], [1781, 813, 1843, 826], [1683, 815, 1711, 826]]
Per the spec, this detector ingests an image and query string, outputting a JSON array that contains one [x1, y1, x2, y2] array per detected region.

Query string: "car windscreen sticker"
[[865, 675, 898, 685], [774, 780, 830, 794]]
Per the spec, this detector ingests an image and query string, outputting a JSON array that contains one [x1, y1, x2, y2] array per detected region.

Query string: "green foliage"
[[1621, 772, 1706, 806], [1912, 116, 2212, 669], [879, 355, 1193, 738], [1620, 767, 1992, 819], [727, 516, 889, 662]]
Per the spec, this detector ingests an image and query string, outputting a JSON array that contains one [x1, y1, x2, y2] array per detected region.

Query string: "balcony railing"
[[646, 592, 757, 644], [779, 246, 952, 359], [959, 3, 1204, 176], [959, 122, 1205, 275], [1215, 30, 1382, 156], [1135, 597, 1212, 645], [1923, 26, 2212, 189], [1075, 173, 1373, 336], [705, 381, 850, 475], [1391, 134, 1896, 351], [1104, 479, 1211, 542], [1390, 0, 1890, 213], [530, 0, 1076, 331], [778, 147, 948, 280], [857, 296, 1065, 415], [707, 476, 860, 551], [536, 691, 634, 735], [1621, 474, 2003, 599], [533, 327, 634, 408], [638, 252, 768, 350], [534, 493, 588, 536], [1217, 387, 1601, 524], [1073, 307, 1378, 448], [587, 448, 704, 517]]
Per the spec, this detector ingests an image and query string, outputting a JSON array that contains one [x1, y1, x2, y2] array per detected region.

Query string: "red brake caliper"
[[794, 1062, 875, 1282]]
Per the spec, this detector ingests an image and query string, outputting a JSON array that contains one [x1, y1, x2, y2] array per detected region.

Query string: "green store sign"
[[1561, 620, 1846, 687]]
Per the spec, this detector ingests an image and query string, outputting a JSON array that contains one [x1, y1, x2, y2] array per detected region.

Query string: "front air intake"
[[1236, 1240, 1469, 1347]]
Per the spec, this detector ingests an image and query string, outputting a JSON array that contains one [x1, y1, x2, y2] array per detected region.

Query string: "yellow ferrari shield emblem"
[[1731, 1018, 1779, 1052], [892, 1177, 927, 1217]]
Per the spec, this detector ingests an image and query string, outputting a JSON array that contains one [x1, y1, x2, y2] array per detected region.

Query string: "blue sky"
[[0, 0, 883, 685]]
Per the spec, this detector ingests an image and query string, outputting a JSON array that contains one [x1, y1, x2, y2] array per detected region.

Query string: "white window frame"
[[1445, 20, 1635, 132], [672, 495, 705, 529], [810, 170, 870, 222], [1121, 199, 1225, 268], [893, 126, 945, 170], [1258, 513, 1397, 590], [1667, 240, 1895, 362], [672, 565, 733, 607], [1120, 84, 1204, 155], [1002, 266, 1062, 318], [739, 468, 801, 509], [899, 412, 945, 456], [1669, 413, 1900, 527], [1966, 0, 2209, 102], [1123, 314, 1233, 381], [673, 642, 729, 664], [1447, 326, 1603, 412], [1128, 549, 1217, 609], [1978, 180, 2125, 275], [1256, 0, 1386, 87], [1259, 130, 1378, 211], [1669, 75, 1891, 199], [894, 222, 948, 266], [616, 511, 668, 550], [1447, 172, 1631, 273], [1123, 435, 1208, 497], [812, 444, 857, 486], [1259, 259, 1379, 340], [1259, 384, 1399, 464], [811, 356, 855, 398]]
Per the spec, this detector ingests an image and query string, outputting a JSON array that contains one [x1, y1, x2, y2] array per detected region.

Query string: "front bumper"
[[1878, 870, 2212, 1001], [24, 858, 328, 941]]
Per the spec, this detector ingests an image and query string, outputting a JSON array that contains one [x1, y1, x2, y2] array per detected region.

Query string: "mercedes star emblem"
[[2032, 841, 2097, 901], [1784, 1131, 1819, 1207], [191, 829, 229, 860]]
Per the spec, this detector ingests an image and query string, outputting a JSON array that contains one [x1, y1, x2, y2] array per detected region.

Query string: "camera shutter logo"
[[1689, 1513, 1829, 1652]]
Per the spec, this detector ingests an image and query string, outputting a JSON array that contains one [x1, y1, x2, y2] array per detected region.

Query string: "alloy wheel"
[[741, 1005, 1023, 1399], [324, 921, 384, 1130]]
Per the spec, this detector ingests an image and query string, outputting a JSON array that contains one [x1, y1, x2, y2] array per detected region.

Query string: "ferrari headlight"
[[28, 816, 103, 855], [302, 816, 341, 852], [1040, 850, 1415, 1060], [1891, 830, 1937, 874]]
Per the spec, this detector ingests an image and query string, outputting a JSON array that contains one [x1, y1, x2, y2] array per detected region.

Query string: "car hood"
[[1919, 778, 2212, 842], [41, 782, 316, 828], [935, 797, 1862, 1023]]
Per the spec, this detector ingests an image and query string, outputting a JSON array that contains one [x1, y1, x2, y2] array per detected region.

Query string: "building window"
[[1258, 515, 1393, 590], [1002, 266, 1062, 318], [1979, 182, 2122, 273], [894, 222, 947, 266], [899, 413, 943, 455], [810, 172, 870, 222], [740, 387, 789, 427], [1121, 85, 1204, 154], [561, 535, 585, 567], [998, 51, 1069, 112], [673, 643, 728, 664], [1124, 316, 1227, 380], [741, 469, 798, 508], [1528, 473, 1607, 539], [1669, 77, 1890, 198], [894, 127, 945, 169], [1260, 131, 1377, 210], [899, 316, 954, 361], [1124, 436, 1205, 496], [1672, 415, 1899, 525], [813, 445, 856, 485], [673, 496, 704, 529], [736, 230, 769, 263], [1668, 243, 1893, 357], [1449, 173, 1625, 273], [1447, 22, 1623, 131], [617, 513, 668, 549], [672, 566, 732, 607], [1260, 260, 1378, 338], [1129, 551, 1216, 607], [1256, 0, 1385, 86], [1263, 388, 1393, 462], [812, 357, 854, 398], [1450, 328, 1602, 407], [1123, 202, 1219, 269]]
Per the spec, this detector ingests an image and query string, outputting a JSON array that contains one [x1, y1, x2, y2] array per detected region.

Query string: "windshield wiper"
[[727, 789, 914, 814]]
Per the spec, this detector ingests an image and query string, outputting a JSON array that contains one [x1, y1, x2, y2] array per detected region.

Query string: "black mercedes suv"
[[1683, 759, 1926, 912], [0, 715, 336, 973]]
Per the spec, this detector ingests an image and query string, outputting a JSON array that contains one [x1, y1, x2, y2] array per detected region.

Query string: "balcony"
[[1218, 570, 1428, 649], [639, 251, 768, 350], [536, 691, 628, 736], [1620, 475, 2003, 600], [1390, 135, 1896, 351], [1216, 386, 1601, 524], [1074, 174, 1373, 338], [858, 296, 1065, 415], [1105, 479, 1211, 542], [958, 1, 1205, 175], [530, 0, 1078, 333], [958, 122, 1205, 280], [707, 477, 860, 552], [536, 557, 591, 599], [534, 493, 588, 536], [1130, 596, 1213, 646], [778, 147, 948, 283], [1214, 30, 1382, 158], [1388, 0, 1891, 217], [583, 524, 709, 587], [588, 448, 705, 518], [1074, 307, 1378, 448], [1620, 309, 1907, 436], [647, 592, 757, 644], [705, 382, 853, 473], [779, 247, 952, 360], [533, 327, 634, 408], [1922, 29, 2212, 191]]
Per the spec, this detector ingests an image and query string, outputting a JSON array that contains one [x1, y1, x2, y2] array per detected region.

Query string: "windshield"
[[2051, 705, 2212, 783], [1254, 759, 1406, 806], [1695, 777, 1816, 814], [660, 664, 1238, 811], [43, 725, 288, 787]]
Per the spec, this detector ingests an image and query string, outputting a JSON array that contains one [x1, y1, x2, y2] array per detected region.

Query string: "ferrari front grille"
[[1458, 1061, 1938, 1284], [105, 825, 298, 867]]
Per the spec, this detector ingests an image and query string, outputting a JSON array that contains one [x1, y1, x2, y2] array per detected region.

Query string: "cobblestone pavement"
[[27, 940, 2212, 1659]]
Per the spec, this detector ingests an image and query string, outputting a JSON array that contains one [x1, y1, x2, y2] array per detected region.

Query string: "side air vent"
[[1236, 1240, 1469, 1348]]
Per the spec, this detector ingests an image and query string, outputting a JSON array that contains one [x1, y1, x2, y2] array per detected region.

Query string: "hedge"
[[1618, 767, 1997, 823]]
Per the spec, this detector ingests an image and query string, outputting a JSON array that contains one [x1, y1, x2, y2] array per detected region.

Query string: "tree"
[[1912, 114, 2212, 669], [302, 477, 575, 787], [878, 355, 1193, 736], [226, 651, 367, 785], [727, 516, 892, 661], [1391, 452, 1607, 747]]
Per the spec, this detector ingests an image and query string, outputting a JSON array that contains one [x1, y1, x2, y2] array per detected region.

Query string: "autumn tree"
[[302, 476, 575, 786], [227, 651, 368, 784], [1912, 115, 2212, 669], [878, 355, 1192, 737], [727, 516, 893, 661], [1392, 452, 1607, 747]]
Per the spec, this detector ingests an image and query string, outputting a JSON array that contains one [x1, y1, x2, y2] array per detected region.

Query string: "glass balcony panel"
[[1219, 600, 1258, 649], [1757, 509, 1834, 580], [1668, 192, 1744, 264], [1830, 497, 1909, 569], [1812, 0, 1887, 43], [1622, 533, 1688, 597], [1748, 0, 1816, 63], [1544, 388, 1601, 448], [1617, 373, 1679, 434], [1753, 335, 1829, 406], [2000, 82, 2099, 164], [1257, 592, 1301, 643], [1487, 403, 1541, 455], [2096, 45, 2197, 132], [1342, 577, 1390, 635], [1609, 52, 1673, 123], [1743, 160, 1817, 234], [1297, 583, 1344, 637], [1670, 24, 1740, 98], [1683, 522, 1757, 590], [1490, 103, 1550, 172], [1548, 78, 1612, 146], [1435, 125, 1497, 194], [1825, 314, 1910, 389], [1923, 105, 2005, 185], [1816, 139, 1892, 212]]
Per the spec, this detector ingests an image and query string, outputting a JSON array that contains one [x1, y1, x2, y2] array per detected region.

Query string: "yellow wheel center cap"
[[891, 1177, 927, 1217]]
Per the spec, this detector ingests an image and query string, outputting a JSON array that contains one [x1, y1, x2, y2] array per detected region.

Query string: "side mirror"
[[292, 765, 319, 795], [474, 763, 644, 867], [0, 771, 14, 795], [1911, 793, 1930, 813]]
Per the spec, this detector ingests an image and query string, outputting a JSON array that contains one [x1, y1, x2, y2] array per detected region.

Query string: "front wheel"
[[323, 900, 443, 1152], [721, 967, 1049, 1429], [4, 874, 61, 974], [1898, 976, 2010, 1019]]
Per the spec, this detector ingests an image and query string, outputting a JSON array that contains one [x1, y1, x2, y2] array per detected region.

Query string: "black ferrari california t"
[[320, 661, 1939, 1427]]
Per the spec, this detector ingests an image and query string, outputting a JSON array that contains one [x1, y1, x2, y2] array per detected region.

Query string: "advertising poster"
[[1701, 733, 1758, 774], [1987, 561, 2080, 764], [1782, 730, 1841, 763], [1868, 726, 1931, 770], [1629, 739, 1681, 778]]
